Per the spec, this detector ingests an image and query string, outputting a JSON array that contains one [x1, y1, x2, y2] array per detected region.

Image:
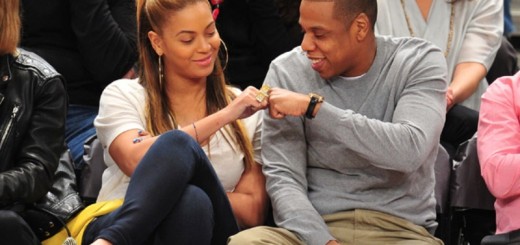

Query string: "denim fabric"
[[65, 105, 98, 169], [504, 0, 515, 36], [83, 130, 239, 245]]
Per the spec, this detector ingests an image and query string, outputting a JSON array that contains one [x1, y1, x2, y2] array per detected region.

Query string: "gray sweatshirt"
[[262, 35, 448, 245]]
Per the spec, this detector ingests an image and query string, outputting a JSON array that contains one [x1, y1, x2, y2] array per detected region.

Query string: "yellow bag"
[[42, 199, 123, 245]]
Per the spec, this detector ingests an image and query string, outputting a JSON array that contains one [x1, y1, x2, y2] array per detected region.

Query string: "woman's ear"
[[148, 31, 163, 56]]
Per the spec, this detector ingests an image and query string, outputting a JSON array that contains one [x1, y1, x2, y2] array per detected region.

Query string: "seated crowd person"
[[376, 0, 503, 156], [20, 0, 138, 171], [478, 71, 520, 238], [215, 0, 301, 89], [229, 0, 447, 244], [44, 0, 268, 244], [376, 1, 504, 243], [0, 0, 79, 243]]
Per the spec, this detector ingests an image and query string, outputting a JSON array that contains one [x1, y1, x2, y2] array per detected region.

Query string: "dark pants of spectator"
[[449, 209, 496, 245], [440, 104, 479, 158], [0, 210, 39, 245], [486, 36, 518, 84], [82, 130, 239, 245]]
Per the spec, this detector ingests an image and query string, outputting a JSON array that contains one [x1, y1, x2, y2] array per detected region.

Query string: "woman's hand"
[[446, 86, 454, 111], [132, 129, 152, 144], [224, 86, 269, 120], [227, 161, 268, 229]]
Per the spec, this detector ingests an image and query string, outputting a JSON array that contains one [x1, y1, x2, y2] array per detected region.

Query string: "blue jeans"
[[82, 130, 239, 245], [65, 105, 98, 169], [504, 0, 515, 36]]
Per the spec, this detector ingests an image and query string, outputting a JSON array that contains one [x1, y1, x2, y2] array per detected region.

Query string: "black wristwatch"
[[305, 93, 324, 119]]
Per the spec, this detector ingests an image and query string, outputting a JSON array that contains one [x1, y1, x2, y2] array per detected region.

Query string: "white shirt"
[[376, 0, 503, 110], [94, 78, 262, 202]]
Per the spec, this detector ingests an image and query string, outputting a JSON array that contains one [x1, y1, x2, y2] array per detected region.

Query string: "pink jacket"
[[478, 72, 520, 234]]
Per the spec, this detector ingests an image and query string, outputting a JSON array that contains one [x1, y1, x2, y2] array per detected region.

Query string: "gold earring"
[[219, 39, 228, 71], [158, 55, 164, 89]]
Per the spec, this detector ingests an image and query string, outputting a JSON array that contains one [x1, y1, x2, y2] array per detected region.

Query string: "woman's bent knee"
[[177, 185, 214, 224]]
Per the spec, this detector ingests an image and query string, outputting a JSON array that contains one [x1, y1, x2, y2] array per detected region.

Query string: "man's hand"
[[267, 87, 310, 119]]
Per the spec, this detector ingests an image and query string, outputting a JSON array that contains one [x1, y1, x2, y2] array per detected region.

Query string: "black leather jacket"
[[0, 49, 67, 207]]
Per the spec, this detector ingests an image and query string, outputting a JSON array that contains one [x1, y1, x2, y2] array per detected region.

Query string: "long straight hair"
[[136, 0, 255, 168], [0, 0, 20, 55]]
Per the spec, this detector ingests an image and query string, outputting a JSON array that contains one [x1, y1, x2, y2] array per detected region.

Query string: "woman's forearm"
[[449, 62, 487, 105]]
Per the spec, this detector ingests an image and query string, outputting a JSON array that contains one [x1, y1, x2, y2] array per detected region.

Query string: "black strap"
[[305, 96, 319, 119]]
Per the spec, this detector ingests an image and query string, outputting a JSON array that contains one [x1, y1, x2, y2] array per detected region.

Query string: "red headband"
[[210, 0, 223, 20]]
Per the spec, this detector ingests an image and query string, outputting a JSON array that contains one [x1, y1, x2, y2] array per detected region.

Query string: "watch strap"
[[305, 93, 323, 119]]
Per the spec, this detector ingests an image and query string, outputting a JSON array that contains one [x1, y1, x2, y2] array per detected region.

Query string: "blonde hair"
[[0, 0, 20, 55], [136, 0, 255, 168]]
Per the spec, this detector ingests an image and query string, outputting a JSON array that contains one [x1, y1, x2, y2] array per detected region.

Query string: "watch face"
[[309, 93, 324, 103]]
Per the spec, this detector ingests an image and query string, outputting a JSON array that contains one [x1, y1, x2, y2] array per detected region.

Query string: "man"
[[228, 0, 447, 244]]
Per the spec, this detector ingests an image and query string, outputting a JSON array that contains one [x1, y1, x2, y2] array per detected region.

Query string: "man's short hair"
[[333, 0, 377, 29]]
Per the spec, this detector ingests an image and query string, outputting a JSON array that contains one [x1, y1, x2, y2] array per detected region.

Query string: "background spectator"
[[0, 0, 81, 243], [478, 71, 520, 237], [20, 0, 138, 173], [215, 0, 301, 89], [376, 1, 504, 243]]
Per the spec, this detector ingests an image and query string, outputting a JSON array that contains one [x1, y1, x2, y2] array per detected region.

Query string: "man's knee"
[[228, 226, 302, 245], [228, 227, 264, 245]]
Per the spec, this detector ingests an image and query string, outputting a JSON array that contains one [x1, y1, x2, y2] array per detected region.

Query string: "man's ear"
[[148, 31, 163, 56], [351, 13, 370, 41]]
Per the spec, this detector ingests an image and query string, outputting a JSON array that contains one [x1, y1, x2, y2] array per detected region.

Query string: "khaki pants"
[[228, 209, 443, 245]]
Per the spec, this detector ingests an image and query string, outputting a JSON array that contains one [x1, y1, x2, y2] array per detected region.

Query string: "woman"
[[376, 1, 503, 243], [0, 0, 72, 243], [478, 71, 520, 242], [376, 0, 502, 111], [376, 0, 503, 155], [20, 0, 138, 172], [79, 0, 268, 244]]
